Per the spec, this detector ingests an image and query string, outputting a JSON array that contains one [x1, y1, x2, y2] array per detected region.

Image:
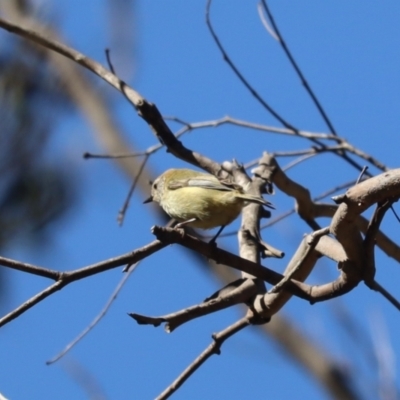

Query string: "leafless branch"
[[259, 0, 337, 135], [130, 277, 258, 332], [118, 154, 150, 225], [46, 262, 140, 365], [156, 316, 250, 400], [206, 0, 296, 130], [0, 240, 166, 327]]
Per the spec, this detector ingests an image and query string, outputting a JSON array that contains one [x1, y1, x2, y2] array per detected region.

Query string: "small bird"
[[144, 168, 273, 242]]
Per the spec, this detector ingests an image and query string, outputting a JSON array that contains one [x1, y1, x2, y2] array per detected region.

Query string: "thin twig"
[[0, 280, 65, 327], [219, 179, 356, 238], [259, 0, 337, 136], [105, 48, 115, 74], [164, 115, 338, 141], [165, 115, 388, 172], [259, 1, 385, 175], [257, 2, 279, 41], [0, 256, 60, 279], [156, 316, 250, 400], [83, 152, 146, 159], [282, 153, 318, 171], [244, 145, 343, 172], [368, 280, 400, 311], [206, 0, 296, 131], [362, 199, 400, 310], [47, 262, 140, 365], [206, 1, 373, 176], [356, 166, 369, 184], [0, 240, 166, 327], [117, 154, 150, 225]]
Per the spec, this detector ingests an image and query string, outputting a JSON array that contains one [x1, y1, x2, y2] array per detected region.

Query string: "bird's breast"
[[160, 188, 244, 229]]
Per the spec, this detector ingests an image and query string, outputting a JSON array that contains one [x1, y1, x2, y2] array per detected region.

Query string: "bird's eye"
[[153, 183, 157, 190]]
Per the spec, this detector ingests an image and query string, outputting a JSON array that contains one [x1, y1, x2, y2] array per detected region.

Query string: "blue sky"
[[1, 1, 400, 399]]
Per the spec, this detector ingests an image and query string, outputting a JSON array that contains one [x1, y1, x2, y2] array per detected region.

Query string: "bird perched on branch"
[[144, 168, 273, 242]]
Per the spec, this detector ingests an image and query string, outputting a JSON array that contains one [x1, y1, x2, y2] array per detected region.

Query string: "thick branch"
[[151, 225, 312, 300]]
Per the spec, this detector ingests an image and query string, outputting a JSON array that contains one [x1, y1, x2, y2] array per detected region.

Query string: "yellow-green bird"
[[145, 168, 273, 241]]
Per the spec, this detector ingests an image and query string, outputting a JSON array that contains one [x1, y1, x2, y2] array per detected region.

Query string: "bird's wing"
[[168, 177, 233, 192]]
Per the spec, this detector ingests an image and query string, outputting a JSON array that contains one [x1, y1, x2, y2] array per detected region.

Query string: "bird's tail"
[[237, 193, 274, 209]]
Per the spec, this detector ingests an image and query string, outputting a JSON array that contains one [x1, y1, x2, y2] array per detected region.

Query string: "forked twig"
[[0, 240, 167, 327], [259, 1, 389, 175], [206, 0, 377, 176]]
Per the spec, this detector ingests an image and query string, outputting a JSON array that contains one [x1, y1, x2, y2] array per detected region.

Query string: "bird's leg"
[[175, 218, 197, 229], [208, 225, 226, 246]]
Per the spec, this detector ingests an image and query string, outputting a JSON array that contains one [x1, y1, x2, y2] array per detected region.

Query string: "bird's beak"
[[143, 195, 153, 204]]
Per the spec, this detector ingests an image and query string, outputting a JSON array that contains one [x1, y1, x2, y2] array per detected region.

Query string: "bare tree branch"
[[156, 316, 251, 400]]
